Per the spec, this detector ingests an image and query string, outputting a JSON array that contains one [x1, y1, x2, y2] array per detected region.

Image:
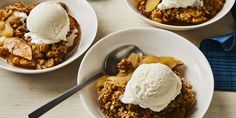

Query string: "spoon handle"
[[28, 72, 104, 118]]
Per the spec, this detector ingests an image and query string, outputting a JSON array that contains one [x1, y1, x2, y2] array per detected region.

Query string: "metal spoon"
[[28, 45, 143, 118]]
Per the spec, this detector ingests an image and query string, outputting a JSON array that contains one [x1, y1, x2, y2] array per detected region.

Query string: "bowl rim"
[[0, 0, 98, 74], [126, 0, 235, 30], [78, 27, 214, 118]]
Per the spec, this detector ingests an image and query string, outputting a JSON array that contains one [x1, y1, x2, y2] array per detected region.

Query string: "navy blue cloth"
[[232, 2, 236, 20], [199, 3, 236, 91]]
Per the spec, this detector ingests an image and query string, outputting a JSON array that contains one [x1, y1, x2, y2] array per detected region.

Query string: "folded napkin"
[[199, 3, 236, 91]]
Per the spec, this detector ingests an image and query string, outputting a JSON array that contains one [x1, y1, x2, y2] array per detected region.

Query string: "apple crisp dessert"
[[135, 0, 225, 25], [96, 53, 196, 118], [0, 2, 81, 69]]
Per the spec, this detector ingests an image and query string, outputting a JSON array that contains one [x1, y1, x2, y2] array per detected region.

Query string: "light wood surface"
[[0, 0, 235, 118]]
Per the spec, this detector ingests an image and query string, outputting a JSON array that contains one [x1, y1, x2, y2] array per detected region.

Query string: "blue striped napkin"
[[199, 3, 236, 91]]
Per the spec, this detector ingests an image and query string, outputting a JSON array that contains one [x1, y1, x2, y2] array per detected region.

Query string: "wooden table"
[[0, 0, 235, 118]]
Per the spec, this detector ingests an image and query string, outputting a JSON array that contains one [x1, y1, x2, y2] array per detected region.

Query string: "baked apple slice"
[[0, 37, 32, 60], [142, 56, 183, 69], [145, 0, 160, 12], [0, 21, 14, 38]]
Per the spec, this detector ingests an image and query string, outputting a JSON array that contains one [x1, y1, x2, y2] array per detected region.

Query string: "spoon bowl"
[[104, 45, 143, 75]]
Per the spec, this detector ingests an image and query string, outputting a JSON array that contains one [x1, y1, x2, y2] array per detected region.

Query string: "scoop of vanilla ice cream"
[[25, 1, 70, 44], [120, 63, 182, 112], [158, 0, 203, 10]]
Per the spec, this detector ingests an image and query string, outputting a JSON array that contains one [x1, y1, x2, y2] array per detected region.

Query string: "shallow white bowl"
[[0, 0, 97, 74], [78, 28, 214, 118], [126, 0, 235, 31]]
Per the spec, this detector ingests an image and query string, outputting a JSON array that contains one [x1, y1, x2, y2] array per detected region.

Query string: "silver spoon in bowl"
[[28, 45, 143, 118]]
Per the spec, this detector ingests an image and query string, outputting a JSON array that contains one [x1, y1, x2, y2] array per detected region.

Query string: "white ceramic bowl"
[[0, 0, 97, 74], [126, 0, 235, 31], [78, 28, 214, 118]]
